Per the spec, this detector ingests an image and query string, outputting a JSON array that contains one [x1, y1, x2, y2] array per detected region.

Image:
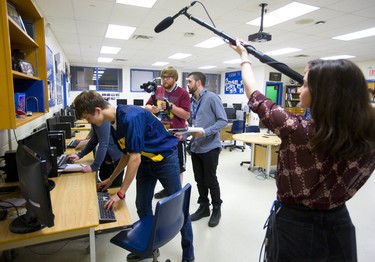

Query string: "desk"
[[72, 124, 91, 131], [220, 123, 233, 142], [0, 174, 98, 261], [233, 133, 281, 177], [75, 119, 88, 125], [0, 131, 133, 261], [95, 187, 132, 233]]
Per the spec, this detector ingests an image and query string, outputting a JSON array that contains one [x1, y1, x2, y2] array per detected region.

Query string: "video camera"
[[140, 78, 161, 93]]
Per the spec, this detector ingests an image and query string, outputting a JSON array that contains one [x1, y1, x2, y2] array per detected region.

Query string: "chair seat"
[[111, 215, 154, 256], [110, 184, 192, 262]]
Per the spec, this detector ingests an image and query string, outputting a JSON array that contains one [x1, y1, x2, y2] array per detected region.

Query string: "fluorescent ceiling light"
[[320, 55, 355, 60], [168, 53, 192, 59], [198, 66, 217, 69], [195, 37, 226, 48], [247, 2, 319, 27], [265, 48, 301, 56], [100, 46, 121, 54], [333, 27, 375, 41], [116, 0, 157, 8], [98, 57, 113, 63], [223, 59, 242, 64], [152, 62, 169, 66], [105, 24, 136, 40]]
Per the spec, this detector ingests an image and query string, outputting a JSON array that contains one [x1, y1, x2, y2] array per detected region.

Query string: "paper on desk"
[[59, 164, 86, 173], [169, 127, 204, 134]]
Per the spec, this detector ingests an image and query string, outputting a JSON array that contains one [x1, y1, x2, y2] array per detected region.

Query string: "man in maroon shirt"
[[145, 66, 191, 198]]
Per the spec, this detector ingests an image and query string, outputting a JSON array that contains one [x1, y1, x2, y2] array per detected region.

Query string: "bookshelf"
[[284, 84, 305, 115], [0, 0, 48, 129]]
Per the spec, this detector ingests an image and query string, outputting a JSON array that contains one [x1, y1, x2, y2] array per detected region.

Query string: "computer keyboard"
[[57, 154, 68, 167], [97, 192, 116, 223], [67, 139, 80, 148]]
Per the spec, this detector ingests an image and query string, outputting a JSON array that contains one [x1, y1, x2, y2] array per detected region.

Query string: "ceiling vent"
[[114, 58, 127, 62], [132, 34, 154, 40], [291, 54, 309, 58]]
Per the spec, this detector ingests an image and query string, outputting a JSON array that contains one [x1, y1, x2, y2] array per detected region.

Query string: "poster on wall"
[[56, 70, 63, 104], [224, 71, 244, 94], [46, 45, 56, 107]]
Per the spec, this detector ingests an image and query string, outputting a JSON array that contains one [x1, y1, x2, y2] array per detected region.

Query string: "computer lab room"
[[1, 0, 375, 261]]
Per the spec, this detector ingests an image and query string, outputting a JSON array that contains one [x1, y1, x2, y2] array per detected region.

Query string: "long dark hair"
[[308, 59, 375, 160]]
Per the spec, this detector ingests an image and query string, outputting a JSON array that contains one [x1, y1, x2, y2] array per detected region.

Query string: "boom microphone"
[[154, 1, 197, 33]]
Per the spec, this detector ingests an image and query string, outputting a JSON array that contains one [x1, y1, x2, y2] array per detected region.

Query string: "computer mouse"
[[67, 158, 75, 164]]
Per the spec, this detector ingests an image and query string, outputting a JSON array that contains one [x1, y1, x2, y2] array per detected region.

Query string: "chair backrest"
[[110, 183, 192, 258], [245, 125, 260, 133], [231, 120, 246, 134], [150, 183, 191, 249]]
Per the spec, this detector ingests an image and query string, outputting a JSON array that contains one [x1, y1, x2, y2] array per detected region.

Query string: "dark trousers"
[[266, 203, 357, 262], [136, 150, 194, 260], [191, 148, 222, 206], [99, 155, 124, 187]]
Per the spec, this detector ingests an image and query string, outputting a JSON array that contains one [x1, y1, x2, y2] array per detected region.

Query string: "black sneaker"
[[154, 189, 167, 199], [127, 249, 160, 262]]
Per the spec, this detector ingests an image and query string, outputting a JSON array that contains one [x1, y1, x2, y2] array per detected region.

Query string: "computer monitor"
[[19, 127, 57, 190], [61, 107, 76, 118], [47, 116, 74, 139], [133, 99, 144, 106], [117, 99, 127, 105], [224, 107, 236, 122], [46, 116, 57, 131], [10, 144, 55, 233], [58, 115, 75, 127], [232, 103, 242, 111]]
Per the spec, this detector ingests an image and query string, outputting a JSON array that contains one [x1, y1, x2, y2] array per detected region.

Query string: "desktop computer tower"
[[2, 150, 18, 182], [50, 146, 58, 177], [48, 131, 66, 156]]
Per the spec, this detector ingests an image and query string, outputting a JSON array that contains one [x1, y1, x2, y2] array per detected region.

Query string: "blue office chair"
[[240, 125, 260, 169], [110, 183, 192, 262], [224, 119, 246, 152]]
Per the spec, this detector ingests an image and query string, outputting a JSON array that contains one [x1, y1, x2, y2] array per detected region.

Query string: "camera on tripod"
[[140, 78, 161, 93]]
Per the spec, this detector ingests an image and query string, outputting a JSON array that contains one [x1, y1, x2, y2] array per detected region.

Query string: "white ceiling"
[[34, 0, 375, 73]]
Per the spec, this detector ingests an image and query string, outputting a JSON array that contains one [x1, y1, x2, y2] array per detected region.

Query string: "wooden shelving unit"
[[284, 84, 305, 116], [0, 0, 48, 130]]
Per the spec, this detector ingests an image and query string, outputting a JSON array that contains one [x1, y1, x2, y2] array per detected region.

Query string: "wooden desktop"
[[0, 130, 132, 261], [233, 132, 281, 177]]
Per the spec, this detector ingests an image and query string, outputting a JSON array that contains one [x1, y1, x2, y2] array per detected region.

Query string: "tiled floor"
[[3, 144, 375, 262]]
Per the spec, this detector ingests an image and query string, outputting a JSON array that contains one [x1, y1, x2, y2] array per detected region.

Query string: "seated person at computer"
[[73, 90, 195, 262], [68, 121, 124, 187]]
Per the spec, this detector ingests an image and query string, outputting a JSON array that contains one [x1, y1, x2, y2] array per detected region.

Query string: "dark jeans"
[[136, 150, 194, 260], [266, 203, 357, 262], [191, 148, 222, 206], [99, 155, 124, 187]]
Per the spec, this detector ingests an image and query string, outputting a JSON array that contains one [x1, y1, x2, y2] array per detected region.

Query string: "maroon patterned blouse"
[[249, 91, 375, 210]]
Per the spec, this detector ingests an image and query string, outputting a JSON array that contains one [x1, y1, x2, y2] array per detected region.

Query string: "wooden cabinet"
[[0, 0, 48, 130], [253, 144, 279, 169], [284, 84, 305, 115]]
